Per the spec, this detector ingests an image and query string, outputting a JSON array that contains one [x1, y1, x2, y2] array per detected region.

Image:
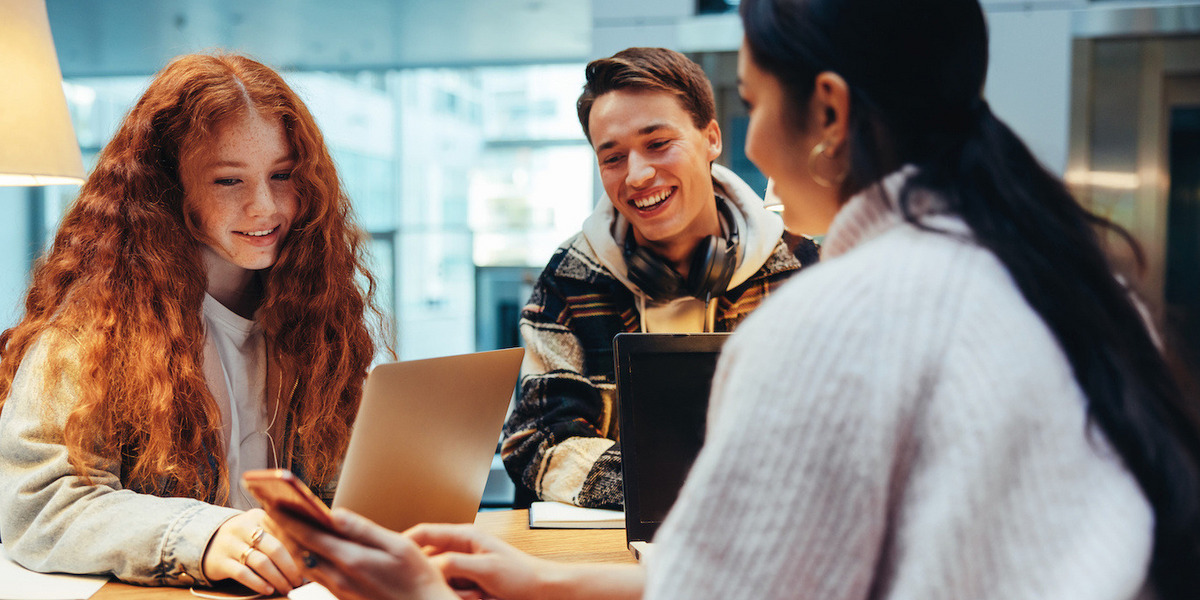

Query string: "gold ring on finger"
[[238, 545, 256, 566], [248, 526, 266, 549]]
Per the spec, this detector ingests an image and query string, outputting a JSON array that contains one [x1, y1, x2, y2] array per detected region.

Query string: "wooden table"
[[91, 510, 633, 598]]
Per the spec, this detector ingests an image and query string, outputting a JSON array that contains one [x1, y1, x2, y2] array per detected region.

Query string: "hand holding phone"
[[242, 469, 335, 530]]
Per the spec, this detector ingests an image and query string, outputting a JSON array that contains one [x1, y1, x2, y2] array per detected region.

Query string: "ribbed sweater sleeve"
[[643, 184, 1155, 599]]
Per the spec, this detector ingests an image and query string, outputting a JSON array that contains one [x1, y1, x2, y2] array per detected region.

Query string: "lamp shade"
[[0, 0, 84, 186]]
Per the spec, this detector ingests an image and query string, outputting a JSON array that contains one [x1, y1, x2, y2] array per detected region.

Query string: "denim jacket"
[[0, 331, 316, 587]]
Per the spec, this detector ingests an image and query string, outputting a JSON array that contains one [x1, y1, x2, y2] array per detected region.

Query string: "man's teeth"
[[239, 227, 276, 237], [633, 189, 672, 209]]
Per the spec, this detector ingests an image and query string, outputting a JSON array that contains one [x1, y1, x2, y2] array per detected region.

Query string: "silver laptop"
[[332, 347, 524, 533], [614, 333, 729, 561]]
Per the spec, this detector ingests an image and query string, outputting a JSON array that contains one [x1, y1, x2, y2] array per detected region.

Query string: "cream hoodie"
[[580, 163, 784, 332]]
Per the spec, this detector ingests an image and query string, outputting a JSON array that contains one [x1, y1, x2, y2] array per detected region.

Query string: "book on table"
[[528, 501, 624, 529]]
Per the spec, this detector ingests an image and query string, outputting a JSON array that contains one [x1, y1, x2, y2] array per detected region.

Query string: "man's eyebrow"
[[637, 123, 669, 136], [595, 123, 670, 153]]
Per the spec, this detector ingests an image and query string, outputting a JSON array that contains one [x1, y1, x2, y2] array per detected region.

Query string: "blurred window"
[[23, 63, 593, 360], [697, 0, 740, 14]]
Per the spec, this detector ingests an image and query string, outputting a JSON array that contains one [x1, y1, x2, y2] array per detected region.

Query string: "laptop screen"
[[615, 332, 729, 542]]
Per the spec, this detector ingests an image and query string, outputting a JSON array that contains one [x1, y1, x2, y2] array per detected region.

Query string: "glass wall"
[[13, 63, 592, 361]]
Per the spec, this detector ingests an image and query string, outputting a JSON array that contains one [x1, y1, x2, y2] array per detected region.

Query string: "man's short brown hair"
[[576, 47, 717, 143]]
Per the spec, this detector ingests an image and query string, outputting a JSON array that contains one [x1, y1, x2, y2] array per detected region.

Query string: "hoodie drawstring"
[[638, 295, 648, 333], [637, 294, 717, 333]]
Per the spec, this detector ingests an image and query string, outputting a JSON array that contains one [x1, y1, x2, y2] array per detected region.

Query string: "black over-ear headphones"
[[623, 196, 739, 303]]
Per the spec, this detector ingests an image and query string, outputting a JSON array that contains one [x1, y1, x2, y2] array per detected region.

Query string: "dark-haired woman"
[[0, 53, 386, 595], [262, 0, 1199, 598], [712, 0, 1200, 597]]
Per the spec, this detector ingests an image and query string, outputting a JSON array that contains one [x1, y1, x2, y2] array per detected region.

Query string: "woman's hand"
[[266, 508, 459, 600], [414, 523, 643, 600], [202, 508, 304, 595], [407, 523, 561, 600]]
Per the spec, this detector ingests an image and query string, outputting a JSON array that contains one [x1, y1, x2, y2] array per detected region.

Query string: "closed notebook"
[[527, 501, 624, 529]]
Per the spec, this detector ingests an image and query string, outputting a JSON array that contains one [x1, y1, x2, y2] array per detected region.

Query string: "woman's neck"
[[203, 249, 263, 319], [208, 275, 263, 319]]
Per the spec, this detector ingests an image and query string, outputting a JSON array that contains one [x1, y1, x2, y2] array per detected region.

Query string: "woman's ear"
[[811, 71, 850, 154]]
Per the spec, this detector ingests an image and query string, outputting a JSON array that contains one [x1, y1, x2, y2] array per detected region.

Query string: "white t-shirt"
[[201, 294, 271, 510]]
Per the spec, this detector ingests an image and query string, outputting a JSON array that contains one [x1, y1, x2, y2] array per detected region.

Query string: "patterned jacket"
[[502, 227, 805, 508]]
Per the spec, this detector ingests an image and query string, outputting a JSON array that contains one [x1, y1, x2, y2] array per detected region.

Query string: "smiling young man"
[[501, 47, 810, 509]]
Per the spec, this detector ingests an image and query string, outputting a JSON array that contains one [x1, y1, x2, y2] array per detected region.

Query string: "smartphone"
[[242, 469, 336, 530]]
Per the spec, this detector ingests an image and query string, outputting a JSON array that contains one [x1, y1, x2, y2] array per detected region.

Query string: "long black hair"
[[741, 0, 1200, 595]]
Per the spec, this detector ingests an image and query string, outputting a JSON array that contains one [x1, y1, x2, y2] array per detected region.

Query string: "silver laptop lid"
[[333, 347, 523, 533]]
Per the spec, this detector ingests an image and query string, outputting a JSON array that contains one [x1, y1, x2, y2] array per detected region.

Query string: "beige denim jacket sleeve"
[[0, 334, 240, 586]]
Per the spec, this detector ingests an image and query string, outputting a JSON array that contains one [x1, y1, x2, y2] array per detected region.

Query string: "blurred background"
[[1, 0, 1198, 399]]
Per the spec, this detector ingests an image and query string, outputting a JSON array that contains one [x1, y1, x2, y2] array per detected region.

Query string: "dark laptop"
[[614, 332, 730, 560]]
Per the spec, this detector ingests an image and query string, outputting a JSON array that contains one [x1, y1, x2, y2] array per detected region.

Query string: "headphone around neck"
[[622, 195, 739, 303]]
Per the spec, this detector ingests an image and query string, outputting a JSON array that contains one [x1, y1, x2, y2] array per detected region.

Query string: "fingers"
[[266, 517, 330, 591], [405, 523, 499, 556], [431, 548, 554, 600], [433, 552, 501, 586], [203, 510, 301, 595], [251, 520, 304, 588], [203, 515, 267, 595], [225, 560, 276, 596], [210, 545, 277, 596], [329, 508, 417, 556], [251, 533, 304, 591], [264, 512, 306, 559], [269, 506, 344, 559], [233, 515, 298, 594], [281, 543, 390, 600], [275, 507, 418, 577], [269, 508, 364, 578], [273, 508, 460, 600]]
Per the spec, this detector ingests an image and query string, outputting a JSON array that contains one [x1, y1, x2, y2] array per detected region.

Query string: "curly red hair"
[[0, 53, 388, 503]]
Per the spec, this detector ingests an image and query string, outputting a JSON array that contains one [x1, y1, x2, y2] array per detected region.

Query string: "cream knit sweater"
[[644, 172, 1156, 599]]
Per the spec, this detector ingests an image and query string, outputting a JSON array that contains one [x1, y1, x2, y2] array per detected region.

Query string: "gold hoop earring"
[[807, 141, 847, 189]]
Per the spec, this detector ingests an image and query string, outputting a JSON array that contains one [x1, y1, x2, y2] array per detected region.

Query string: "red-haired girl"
[[0, 53, 387, 595]]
